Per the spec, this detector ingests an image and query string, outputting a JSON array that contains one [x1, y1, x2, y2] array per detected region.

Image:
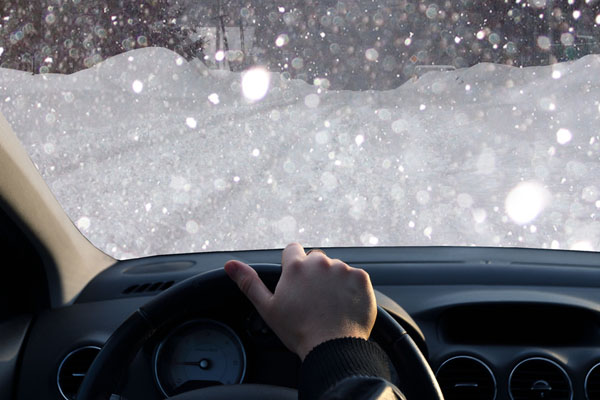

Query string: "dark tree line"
[[242, 0, 600, 89], [1, 0, 599, 89], [0, 0, 204, 74]]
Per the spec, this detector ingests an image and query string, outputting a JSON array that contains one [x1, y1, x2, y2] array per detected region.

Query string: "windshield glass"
[[1, 1, 599, 259]]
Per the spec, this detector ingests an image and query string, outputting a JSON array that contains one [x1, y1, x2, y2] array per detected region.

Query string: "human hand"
[[224, 242, 377, 360]]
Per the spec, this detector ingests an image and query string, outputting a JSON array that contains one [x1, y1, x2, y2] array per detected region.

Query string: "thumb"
[[224, 260, 273, 314]]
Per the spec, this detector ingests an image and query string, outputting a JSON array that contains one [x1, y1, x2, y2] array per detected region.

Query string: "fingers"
[[224, 260, 273, 313], [281, 242, 306, 269], [305, 249, 332, 268], [306, 248, 325, 255]]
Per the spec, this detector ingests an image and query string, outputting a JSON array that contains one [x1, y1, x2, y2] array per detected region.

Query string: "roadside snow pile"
[[1, 47, 600, 258]]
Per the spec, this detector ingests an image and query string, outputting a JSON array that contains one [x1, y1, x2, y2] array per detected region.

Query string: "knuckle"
[[331, 260, 350, 271], [307, 251, 329, 265], [352, 268, 371, 285], [288, 257, 304, 272]]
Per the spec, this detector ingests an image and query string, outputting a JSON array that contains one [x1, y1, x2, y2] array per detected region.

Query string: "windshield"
[[1, 1, 599, 259]]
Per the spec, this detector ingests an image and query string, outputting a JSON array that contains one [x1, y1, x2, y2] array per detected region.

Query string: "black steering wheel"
[[77, 265, 443, 400]]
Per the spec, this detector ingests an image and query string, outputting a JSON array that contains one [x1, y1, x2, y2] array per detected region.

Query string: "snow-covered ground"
[[1, 47, 599, 259]]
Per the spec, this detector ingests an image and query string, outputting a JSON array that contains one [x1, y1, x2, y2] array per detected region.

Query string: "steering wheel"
[[77, 265, 443, 400]]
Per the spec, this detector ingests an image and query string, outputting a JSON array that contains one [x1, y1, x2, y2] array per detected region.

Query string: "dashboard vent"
[[509, 357, 572, 400], [122, 280, 174, 295], [57, 346, 101, 400], [436, 355, 496, 400], [585, 363, 600, 400]]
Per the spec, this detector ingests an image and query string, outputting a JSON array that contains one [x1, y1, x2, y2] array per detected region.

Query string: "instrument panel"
[[153, 319, 246, 397], [14, 247, 600, 399]]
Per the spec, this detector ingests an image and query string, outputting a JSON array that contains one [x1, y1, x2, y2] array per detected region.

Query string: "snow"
[[1, 47, 600, 259]]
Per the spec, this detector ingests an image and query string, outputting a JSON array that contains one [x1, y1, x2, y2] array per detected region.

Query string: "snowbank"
[[1, 47, 599, 258]]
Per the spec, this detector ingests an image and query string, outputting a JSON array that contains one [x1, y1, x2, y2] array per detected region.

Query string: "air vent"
[[436, 355, 496, 400], [57, 346, 101, 400], [509, 357, 572, 400], [123, 261, 194, 274], [585, 363, 600, 400], [122, 280, 174, 295]]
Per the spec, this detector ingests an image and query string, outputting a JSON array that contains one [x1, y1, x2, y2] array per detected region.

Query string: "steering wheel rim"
[[77, 265, 443, 400]]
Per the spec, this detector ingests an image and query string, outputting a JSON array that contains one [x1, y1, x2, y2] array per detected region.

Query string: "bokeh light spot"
[[505, 182, 550, 224], [242, 67, 270, 101]]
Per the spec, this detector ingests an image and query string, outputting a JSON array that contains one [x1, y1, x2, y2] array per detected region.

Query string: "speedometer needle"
[[179, 359, 211, 369]]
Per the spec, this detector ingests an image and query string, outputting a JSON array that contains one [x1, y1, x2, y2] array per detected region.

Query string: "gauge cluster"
[[149, 310, 299, 397], [153, 319, 247, 396]]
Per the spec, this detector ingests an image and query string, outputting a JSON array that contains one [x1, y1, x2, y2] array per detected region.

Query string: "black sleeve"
[[299, 337, 406, 400]]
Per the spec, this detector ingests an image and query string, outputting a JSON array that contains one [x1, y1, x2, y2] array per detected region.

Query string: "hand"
[[224, 242, 377, 360]]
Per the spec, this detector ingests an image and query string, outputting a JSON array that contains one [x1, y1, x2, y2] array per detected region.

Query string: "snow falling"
[[1, 47, 600, 258]]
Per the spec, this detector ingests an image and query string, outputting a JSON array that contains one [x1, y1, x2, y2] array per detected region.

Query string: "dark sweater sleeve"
[[299, 337, 406, 400]]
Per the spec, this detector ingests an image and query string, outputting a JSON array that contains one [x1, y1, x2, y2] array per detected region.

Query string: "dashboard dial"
[[154, 319, 246, 397]]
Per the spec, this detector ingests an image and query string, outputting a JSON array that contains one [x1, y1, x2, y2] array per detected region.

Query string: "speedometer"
[[153, 319, 246, 397]]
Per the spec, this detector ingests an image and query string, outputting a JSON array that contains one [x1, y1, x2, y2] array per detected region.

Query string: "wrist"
[[298, 332, 370, 360], [299, 337, 392, 400]]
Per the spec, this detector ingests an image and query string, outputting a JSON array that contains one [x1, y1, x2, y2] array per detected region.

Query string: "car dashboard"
[[14, 246, 600, 400]]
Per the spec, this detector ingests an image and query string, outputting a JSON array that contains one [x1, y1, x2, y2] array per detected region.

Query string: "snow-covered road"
[[1, 47, 599, 258]]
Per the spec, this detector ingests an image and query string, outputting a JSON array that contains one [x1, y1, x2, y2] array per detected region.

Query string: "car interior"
[[2, 1, 600, 399], [2, 110, 600, 400]]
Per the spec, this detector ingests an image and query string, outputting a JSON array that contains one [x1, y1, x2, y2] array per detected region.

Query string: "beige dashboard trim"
[[0, 111, 114, 306]]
